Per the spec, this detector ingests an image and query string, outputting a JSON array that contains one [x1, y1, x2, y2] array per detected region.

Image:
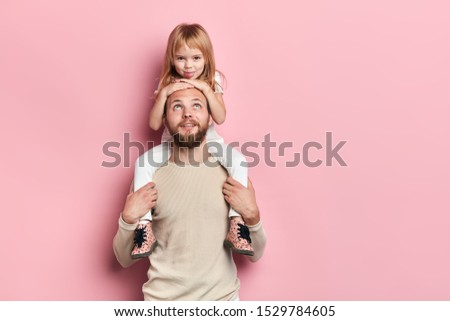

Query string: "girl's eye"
[[193, 56, 202, 61], [176, 57, 184, 61]]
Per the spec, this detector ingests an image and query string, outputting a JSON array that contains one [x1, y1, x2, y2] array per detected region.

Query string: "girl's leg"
[[131, 142, 171, 259], [207, 142, 248, 215], [207, 141, 254, 256], [134, 142, 171, 219]]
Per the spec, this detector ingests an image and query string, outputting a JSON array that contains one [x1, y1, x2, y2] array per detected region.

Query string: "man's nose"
[[182, 110, 192, 118]]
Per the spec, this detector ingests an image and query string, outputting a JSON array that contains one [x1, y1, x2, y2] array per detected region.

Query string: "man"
[[113, 87, 266, 300]]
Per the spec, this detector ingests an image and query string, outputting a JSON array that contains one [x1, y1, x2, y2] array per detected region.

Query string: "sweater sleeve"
[[247, 220, 267, 262], [112, 215, 140, 268]]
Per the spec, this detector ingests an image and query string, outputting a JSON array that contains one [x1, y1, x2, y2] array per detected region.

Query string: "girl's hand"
[[162, 81, 194, 97], [149, 81, 195, 131], [178, 78, 211, 94], [177, 78, 226, 124]]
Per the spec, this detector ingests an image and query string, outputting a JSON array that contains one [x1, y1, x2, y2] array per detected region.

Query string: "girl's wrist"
[[202, 86, 213, 95], [160, 87, 169, 98]]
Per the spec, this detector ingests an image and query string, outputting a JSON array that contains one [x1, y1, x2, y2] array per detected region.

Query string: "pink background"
[[1, 0, 449, 300]]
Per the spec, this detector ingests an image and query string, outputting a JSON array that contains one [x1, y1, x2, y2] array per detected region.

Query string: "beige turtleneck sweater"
[[113, 160, 266, 301]]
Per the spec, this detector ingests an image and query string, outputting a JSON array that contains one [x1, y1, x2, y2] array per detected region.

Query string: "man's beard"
[[170, 121, 207, 149]]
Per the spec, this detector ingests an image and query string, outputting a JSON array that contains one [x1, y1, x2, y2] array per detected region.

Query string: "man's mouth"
[[180, 123, 196, 128], [178, 121, 198, 131]]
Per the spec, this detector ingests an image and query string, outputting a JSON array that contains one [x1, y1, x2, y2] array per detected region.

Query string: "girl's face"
[[173, 44, 205, 79]]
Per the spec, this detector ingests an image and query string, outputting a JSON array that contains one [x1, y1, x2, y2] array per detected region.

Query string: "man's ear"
[[208, 115, 213, 126]]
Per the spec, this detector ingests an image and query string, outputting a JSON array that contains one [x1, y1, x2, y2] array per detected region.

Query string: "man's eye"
[[193, 104, 201, 109], [173, 105, 182, 110]]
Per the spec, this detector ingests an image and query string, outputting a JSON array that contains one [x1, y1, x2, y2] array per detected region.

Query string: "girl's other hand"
[[162, 81, 194, 97], [178, 78, 211, 94]]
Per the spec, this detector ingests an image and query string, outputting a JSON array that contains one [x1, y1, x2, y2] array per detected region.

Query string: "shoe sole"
[[131, 241, 158, 260], [223, 240, 254, 256]]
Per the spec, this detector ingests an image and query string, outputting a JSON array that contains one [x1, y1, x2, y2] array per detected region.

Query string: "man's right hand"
[[122, 181, 158, 224], [223, 177, 260, 226]]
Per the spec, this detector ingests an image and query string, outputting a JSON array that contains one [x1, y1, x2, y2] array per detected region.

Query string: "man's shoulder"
[[135, 143, 170, 168]]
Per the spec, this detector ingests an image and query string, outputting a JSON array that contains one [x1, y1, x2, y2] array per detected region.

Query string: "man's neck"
[[170, 141, 210, 165]]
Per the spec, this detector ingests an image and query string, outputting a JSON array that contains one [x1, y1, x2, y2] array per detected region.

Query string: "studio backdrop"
[[0, 0, 449, 300]]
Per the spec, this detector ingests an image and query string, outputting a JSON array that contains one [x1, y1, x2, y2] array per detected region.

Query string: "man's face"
[[165, 88, 211, 148]]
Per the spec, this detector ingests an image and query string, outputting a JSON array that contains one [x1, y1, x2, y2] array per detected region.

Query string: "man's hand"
[[222, 177, 260, 226], [122, 181, 158, 224]]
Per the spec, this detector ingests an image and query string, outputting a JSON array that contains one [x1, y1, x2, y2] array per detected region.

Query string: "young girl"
[[131, 23, 254, 259]]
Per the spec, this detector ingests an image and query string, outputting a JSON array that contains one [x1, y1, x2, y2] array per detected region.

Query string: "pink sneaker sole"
[[224, 239, 254, 256]]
